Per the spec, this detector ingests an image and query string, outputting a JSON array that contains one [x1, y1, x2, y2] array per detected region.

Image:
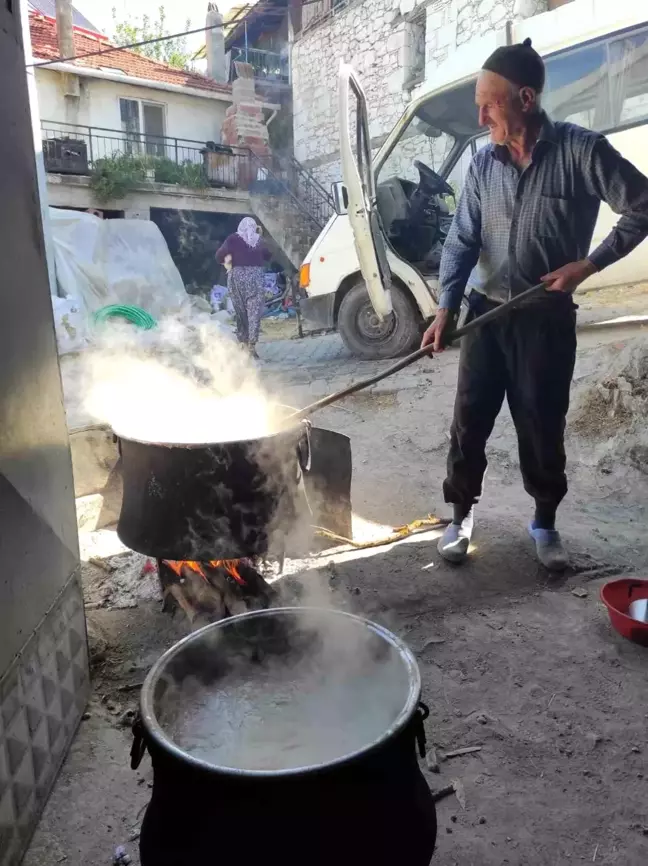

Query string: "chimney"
[[55, 0, 75, 60], [206, 2, 227, 83]]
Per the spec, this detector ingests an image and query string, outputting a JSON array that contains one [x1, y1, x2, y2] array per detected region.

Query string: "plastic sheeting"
[[52, 295, 88, 355], [49, 209, 188, 317]]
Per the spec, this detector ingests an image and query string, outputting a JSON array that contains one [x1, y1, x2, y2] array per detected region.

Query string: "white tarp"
[[49, 209, 188, 317]]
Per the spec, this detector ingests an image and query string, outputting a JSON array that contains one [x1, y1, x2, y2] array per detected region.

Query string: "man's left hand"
[[542, 259, 597, 294]]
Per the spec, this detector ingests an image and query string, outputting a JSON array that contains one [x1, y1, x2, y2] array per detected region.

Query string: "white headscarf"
[[237, 217, 261, 248]]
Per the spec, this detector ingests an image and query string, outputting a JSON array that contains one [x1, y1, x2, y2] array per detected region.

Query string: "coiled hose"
[[93, 305, 157, 330]]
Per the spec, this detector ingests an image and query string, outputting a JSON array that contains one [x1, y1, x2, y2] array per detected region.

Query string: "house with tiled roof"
[[30, 9, 235, 183], [27, 2, 326, 285], [27, 4, 287, 286]]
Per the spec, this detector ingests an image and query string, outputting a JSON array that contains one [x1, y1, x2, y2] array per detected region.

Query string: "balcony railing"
[[40, 121, 255, 190], [41, 121, 333, 231], [230, 46, 290, 83]]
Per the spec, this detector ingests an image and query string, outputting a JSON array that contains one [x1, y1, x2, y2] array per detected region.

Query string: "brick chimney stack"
[[221, 62, 270, 159]]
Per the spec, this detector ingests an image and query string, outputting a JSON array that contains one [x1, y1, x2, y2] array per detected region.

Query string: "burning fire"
[[163, 559, 246, 586]]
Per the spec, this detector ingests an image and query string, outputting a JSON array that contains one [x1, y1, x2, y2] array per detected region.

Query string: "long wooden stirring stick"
[[290, 283, 549, 422]]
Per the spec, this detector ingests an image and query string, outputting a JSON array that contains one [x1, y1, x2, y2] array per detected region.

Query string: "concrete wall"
[[292, 0, 549, 187], [46, 173, 251, 214], [36, 68, 229, 144], [0, 2, 88, 863]]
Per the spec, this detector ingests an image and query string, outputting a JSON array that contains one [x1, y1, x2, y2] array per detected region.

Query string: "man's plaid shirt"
[[438, 114, 648, 311]]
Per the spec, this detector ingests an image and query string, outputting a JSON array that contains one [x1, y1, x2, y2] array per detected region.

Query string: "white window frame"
[[118, 97, 167, 145]]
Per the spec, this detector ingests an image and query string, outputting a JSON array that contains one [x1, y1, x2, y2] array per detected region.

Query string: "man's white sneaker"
[[438, 511, 474, 563]]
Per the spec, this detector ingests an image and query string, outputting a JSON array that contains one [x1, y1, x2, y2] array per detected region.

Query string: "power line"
[[28, 8, 252, 69]]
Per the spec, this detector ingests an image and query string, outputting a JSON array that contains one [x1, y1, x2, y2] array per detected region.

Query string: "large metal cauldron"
[[133, 608, 437, 866], [116, 425, 304, 561]]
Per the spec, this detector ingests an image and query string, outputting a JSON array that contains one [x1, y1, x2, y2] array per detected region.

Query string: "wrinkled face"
[[476, 70, 536, 145]]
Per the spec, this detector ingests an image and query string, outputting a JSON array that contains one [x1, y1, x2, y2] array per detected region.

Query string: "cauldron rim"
[[140, 607, 421, 779], [114, 421, 303, 450]]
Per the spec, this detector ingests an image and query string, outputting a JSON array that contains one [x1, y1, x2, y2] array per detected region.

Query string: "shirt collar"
[[491, 112, 556, 163]]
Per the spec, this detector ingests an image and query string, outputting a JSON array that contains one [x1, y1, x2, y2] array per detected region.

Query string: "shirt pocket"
[[536, 191, 574, 239]]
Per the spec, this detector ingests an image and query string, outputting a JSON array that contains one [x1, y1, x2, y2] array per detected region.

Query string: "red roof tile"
[[29, 13, 231, 96]]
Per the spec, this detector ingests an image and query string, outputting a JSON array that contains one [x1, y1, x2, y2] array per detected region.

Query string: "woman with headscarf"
[[216, 217, 270, 358]]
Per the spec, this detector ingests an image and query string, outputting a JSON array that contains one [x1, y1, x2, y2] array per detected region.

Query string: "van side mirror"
[[332, 181, 349, 215]]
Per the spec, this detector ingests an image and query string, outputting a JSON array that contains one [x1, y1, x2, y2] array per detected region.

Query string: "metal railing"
[[41, 120, 334, 231], [300, 0, 358, 36], [40, 120, 262, 190], [250, 151, 335, 231], [230, 46, 290, 83], [41, 120, 211, 167]]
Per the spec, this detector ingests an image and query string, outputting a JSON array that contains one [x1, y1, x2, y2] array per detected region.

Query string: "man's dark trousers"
[[443, 291, 577, 522]]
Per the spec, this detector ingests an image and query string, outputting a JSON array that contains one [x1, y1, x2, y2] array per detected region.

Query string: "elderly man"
[[422, 38, 648, 570]]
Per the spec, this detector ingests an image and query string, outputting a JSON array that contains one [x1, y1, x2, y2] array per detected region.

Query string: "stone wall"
[[292, 0, 549, 187], [425, 0, 548, 72], [292, 0, 414, 189]]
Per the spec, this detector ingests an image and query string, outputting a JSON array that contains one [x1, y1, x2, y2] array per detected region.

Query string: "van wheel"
[[337, 280, 421, 360]]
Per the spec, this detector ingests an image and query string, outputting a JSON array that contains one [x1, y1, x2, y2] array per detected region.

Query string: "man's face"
[[476, 70, 528, 145]]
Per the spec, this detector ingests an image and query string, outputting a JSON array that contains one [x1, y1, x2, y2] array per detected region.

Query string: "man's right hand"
[[421, 308, 451, 352]]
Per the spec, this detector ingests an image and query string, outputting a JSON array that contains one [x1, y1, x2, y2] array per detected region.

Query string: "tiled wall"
[[0, 576, 89, 866], [1, 2, 87, 862]]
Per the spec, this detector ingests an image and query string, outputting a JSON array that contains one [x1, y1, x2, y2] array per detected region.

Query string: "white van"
[[297, 0, 648, 359]]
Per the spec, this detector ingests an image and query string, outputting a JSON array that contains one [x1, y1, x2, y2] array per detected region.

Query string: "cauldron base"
[[139, 722, 436, 866]]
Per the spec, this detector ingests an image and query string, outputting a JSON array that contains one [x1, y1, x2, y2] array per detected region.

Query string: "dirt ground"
[[260, 314, 299, 341], [25, 319, 648, 866]]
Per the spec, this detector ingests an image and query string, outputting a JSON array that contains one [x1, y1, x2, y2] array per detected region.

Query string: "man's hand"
[[542, 259, 597, 294], [421, 308, 451, 353]]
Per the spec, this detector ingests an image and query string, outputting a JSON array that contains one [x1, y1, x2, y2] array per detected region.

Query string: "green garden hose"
[[93, 305, 157, 330]]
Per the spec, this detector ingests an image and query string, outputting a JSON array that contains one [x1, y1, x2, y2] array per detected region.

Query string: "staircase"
[[247, 151, 335, 270]]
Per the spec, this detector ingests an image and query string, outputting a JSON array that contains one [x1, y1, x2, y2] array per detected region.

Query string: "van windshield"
[[378, 78, 479, 186], [374, 78, 480, 277]]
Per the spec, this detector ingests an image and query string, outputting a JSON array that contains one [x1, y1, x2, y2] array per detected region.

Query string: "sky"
[[74, 0, 240, 55]]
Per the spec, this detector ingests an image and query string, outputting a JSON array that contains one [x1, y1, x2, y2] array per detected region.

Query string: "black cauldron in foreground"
[[133, 608, 437, 866]]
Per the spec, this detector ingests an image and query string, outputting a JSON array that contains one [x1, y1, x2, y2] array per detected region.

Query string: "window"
[[142, 103, 165, 156], [544, 23, 648, 133], [405, 14, 426, 88], [120, 98, 140, 154], [610, 29, 648, 128], [445, 134, 488, 204], [119, 98, 166, 156], [377, 79, 480, 190], [379, 118, 455, 187]]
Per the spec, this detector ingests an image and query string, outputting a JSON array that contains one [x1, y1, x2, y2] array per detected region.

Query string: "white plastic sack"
[[49, 209, 188, 317], [52, 295, 88, 355]]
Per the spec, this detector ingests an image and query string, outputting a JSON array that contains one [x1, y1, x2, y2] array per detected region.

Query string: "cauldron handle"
[[130, 713, 147, 770], [414, 702, 429, 759], [296, 420, 312, 472]]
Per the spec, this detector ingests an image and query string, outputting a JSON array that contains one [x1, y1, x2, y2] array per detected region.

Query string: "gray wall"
[[0, 2, 88, 862]]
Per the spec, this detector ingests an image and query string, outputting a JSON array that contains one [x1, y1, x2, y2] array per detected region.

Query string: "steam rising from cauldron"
[[83, 312, 283, 444], [163, 607, 413, 773]]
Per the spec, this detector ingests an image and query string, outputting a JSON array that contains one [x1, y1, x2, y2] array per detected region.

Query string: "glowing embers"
[[157, 558, 273, 627], [164, 559, 246, 586]]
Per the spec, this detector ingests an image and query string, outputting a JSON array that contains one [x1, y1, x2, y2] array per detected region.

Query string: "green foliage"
[[152, 157, 208, 189], [89, 153, 208, 204], [89, 154, 145, 203], [111, 5, 193, 70]]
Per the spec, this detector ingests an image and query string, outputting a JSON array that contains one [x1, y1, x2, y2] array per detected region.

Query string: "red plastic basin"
[[600, 578, 648, 646]]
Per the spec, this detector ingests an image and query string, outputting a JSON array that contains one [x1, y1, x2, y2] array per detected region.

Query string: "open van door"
[[339, 63, 393, 319]]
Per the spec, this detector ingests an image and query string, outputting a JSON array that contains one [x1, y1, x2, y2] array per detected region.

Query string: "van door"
[[338, 63, 393, 319]]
